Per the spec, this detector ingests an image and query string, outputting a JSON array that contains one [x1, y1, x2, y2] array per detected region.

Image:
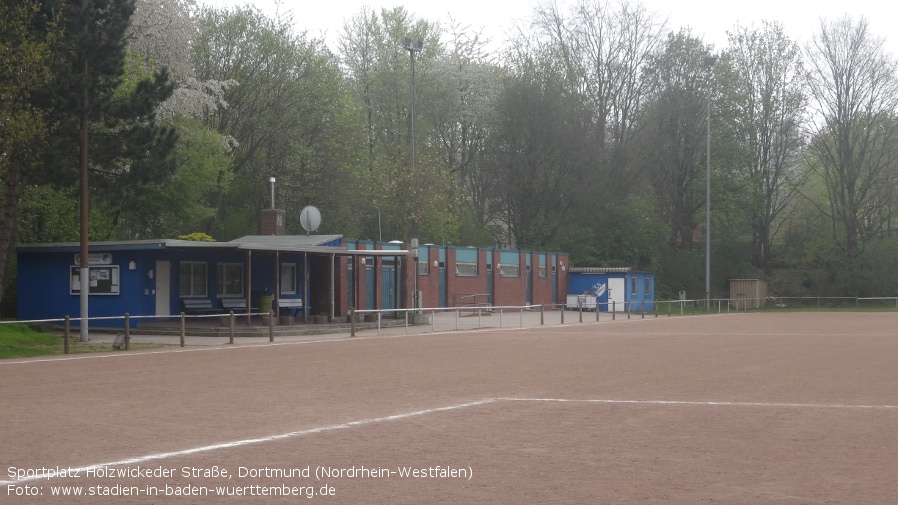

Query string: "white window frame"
[[217, 262, 244, 297], [280, 263, 297, 294], [179, 261, 208, 297], [455, 262, 478, 276], [499, 264, 520, 277]]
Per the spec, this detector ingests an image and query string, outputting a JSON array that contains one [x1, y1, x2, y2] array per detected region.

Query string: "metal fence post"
[[561, 305, 565, 324], [180, 312, 186, 347], [269, 311, 274, 342], [229, 311, 235, 344], [350, 310, 356, 337], [540, 304, 544, 325], [124, 313, 131, 350], [612, 300, 616, 320]]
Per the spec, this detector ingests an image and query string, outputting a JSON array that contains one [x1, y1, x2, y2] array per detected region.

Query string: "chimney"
[[260, 209, 286, 235], [259, 177, 286, 235]]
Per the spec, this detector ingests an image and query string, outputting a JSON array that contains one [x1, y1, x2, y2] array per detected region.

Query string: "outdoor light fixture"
[[400, 35, 424, 310], [128, 261, 136, 270], [705, 55, 717, 308]]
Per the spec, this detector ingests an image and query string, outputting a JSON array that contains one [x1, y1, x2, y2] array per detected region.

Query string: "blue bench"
[[277, 298, 303, 317], [220, 298, 249, 313], [182, 298, 215, 314]]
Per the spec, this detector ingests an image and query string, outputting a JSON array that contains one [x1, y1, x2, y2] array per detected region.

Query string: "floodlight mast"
[[401, 36, 423, 310], [705, 55, 717, 310]]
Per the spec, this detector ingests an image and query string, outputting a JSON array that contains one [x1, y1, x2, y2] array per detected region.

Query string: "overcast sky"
[[200, 0, 898, 55]]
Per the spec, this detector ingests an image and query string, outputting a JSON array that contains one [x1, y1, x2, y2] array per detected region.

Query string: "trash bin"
[[260, 295, 273, 315]]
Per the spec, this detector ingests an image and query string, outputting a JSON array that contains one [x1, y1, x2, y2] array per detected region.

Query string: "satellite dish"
[[300, 206, 321, 234]]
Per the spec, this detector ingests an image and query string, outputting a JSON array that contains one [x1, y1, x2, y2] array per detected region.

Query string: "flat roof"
[[17, 237, 409, 257]]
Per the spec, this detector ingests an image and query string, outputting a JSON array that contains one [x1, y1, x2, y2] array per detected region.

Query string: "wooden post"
[[269, 311, 274, 342], [612, 300, 616, 320], [350, 310, 356, 337], [229, 311, 235, 344], [124, 313, 131, 350], [64, 316, 70, 354], [180, 312, 186, 347]]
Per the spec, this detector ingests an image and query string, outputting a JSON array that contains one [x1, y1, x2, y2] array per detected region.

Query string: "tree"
[[0, 1, 57, 308], [423, 22, 502, 244], [6, 0, 177, 331], [805, 16, 898, 258], [339, 7, 453, 243], [194, 5, 358, 239], [489, 49, 592, 249], [639, 31, 716, 250], [532, 0, 666, 208], [726, 21, 807, 271]]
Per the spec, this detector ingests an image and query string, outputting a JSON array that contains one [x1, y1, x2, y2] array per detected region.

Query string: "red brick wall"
[[341, 241, 569, 311]]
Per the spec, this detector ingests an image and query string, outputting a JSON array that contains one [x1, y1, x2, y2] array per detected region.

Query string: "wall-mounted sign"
[[70, 266, 120, 295], [74, 253, 113, 265]]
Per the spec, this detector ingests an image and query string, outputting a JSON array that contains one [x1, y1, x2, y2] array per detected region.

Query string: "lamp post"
[[400, 36, 423, 309], [705, 55, 717, 309]]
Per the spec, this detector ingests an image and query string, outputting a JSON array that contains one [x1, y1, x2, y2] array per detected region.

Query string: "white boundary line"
[[4, 396, 896, 486], [0, 399, 497, 486]]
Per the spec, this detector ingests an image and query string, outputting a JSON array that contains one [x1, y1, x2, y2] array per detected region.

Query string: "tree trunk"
[[0, 159, 23, 309]]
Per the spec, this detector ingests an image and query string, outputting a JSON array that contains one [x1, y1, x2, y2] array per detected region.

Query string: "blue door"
[[381, 265, 396, 310], [487, 268, 493, 306], [439, 265, 447, 308], [526, 266, 532, 305], [365, 265, 375, 310]]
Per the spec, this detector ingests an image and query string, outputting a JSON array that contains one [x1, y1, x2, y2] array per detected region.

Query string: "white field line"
[[3, 396, 897, 486], [0, 399, 497, 486]]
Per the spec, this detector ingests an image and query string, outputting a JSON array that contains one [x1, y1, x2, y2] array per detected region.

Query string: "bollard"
[[229, 311, 235, 344], [64, 316, 70, 354], [124, 313, 131, 350], [180, 312, 186, 347], [269, 310, 274, 342]]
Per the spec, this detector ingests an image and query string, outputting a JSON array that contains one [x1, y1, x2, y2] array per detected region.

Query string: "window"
[[418, 260, 430, 276], [631, 276, 638, 296], [456, 262, 478, 276], [499, 264, 520, 277], [217, 262, 244, 297], [645, 277, 651, 296], [280, 263, 297, 294], [180, 261, 207, 297], [538, 266, 547, 278]]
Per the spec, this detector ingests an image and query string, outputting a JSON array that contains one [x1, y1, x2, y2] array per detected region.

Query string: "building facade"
[[16, 237, 569, 328]]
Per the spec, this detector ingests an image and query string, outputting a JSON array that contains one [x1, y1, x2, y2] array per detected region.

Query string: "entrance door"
[[155, 260, 171, 317], [609, 277, 626, 312]]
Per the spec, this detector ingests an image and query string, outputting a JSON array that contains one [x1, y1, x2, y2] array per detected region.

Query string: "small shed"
[[568, 267, 655, 313], [729, 279, 767, 309]]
